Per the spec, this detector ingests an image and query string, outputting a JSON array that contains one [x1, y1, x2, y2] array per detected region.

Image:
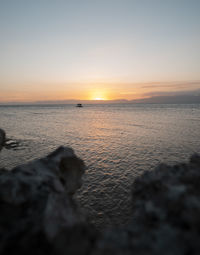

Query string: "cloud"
[[143, 88, 200, 97], [140, 81, 200, 90]]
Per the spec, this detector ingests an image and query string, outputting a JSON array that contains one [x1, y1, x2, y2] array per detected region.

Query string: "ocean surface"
[[0, 104, 200, 228]]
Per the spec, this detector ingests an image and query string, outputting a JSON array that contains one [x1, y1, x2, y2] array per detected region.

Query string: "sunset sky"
[[0, 0, 200, 102]]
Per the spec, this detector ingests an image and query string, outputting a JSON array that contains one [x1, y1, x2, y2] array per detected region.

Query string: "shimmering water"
[[0, 104, 200, 228]]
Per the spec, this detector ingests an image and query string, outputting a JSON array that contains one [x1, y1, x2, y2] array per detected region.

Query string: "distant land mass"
[[0, 95, 200, 105], [130, 95, 200, 104]]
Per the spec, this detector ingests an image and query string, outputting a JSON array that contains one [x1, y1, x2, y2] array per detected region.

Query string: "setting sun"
[[89, 89, 109, 101], [94, 97, 105, 100]]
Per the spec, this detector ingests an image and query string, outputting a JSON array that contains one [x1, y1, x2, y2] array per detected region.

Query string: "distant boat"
[[76, 103, 83, 107]]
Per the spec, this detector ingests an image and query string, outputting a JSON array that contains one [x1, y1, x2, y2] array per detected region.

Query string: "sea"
[[0, 103, 200, 228]]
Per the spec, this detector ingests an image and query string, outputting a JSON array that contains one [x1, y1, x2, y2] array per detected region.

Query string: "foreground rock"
[[95, 154, 200, 255], [0, 128, 200, 254], [129, 154, 200, 255], [0, 144, 96, 255], [0, 128, 6, 151]]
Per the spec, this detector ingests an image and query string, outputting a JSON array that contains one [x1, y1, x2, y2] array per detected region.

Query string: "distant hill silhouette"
[[130, 95, 200, 104]]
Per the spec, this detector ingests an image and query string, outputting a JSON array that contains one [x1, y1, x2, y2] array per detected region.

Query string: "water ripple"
[[0, 104, 200, 228]]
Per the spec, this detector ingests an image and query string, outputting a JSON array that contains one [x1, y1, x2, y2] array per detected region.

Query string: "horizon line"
[[1, 94, 200, 105]]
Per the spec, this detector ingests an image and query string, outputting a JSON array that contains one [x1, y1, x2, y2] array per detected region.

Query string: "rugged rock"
[[93, 154, 200, 255], [0, 144, 97, 255], [1, 128, 200, 254], [0, 128, 6, 151], [128, 154, 200, 255], [0, 129, 20, 150]]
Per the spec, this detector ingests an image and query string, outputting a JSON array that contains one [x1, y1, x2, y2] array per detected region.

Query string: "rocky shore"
[[0, 128, 200, 254]]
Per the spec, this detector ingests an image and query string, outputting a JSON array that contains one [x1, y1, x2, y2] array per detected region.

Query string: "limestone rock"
[[129, 153, 200, 255], [0, 146, 96, 255], [93, 154, 200, 255]]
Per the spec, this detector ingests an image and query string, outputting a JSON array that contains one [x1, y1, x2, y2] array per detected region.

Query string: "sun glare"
[[90, 89, 108, 101], [94, 97, 104, 100]]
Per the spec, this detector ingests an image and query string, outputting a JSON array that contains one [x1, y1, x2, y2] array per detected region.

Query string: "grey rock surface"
[[0, 142, 96, 255], [129, 154, 200, 255], [1, 128, 200, 254], [0, 128, 6, 151], [95, 154, 200, 255], [0, 129, 21, 151]]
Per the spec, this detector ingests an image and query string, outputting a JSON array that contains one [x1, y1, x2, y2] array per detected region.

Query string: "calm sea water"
[[0, 104, 200, 228]]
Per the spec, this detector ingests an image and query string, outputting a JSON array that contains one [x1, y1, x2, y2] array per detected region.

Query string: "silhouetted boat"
[[76, 103, 83, 107]]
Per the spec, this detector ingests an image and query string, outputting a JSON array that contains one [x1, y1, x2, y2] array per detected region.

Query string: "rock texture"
[[0, 128, 6, 151], [94, 154, 200, 255], [0, 129, 20, 151], [0, 128, 200, 255], [129, 154, 200, 255], [0, 137, 96, 255]]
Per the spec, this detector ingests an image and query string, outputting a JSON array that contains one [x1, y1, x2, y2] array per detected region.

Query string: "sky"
[[0, 0, 200, 102]]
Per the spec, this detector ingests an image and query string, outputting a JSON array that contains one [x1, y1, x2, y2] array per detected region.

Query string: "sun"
[[94, 97, 105, 100], [90, 89, 108, 100]]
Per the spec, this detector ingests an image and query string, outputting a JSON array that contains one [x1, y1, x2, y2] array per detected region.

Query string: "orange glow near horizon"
[[1, 1, 200, 104], [94, 97, 105, 100], [0, 81, 200, 103], [89, 89, 109, 101]]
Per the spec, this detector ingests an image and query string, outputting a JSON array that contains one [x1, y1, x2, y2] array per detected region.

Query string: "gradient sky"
[[0, 0, 200, 102]]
